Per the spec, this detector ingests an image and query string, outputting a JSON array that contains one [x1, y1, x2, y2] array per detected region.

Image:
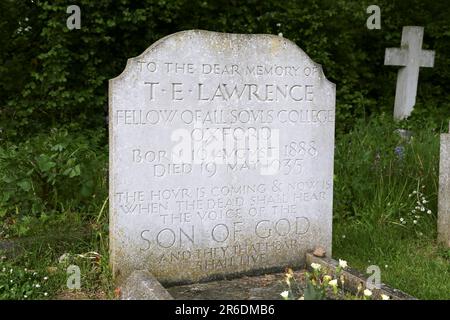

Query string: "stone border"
[[120, 270, 174, 300], [306, 253, 416, 300]]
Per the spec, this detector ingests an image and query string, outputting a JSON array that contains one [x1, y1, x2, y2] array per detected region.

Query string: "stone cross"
[[438, 121, 450, 247], [384, 26, 435, 120]]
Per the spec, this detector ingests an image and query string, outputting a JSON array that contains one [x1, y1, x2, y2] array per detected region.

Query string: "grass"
[[332, 114, 450, 299], [333, 223, 450, 299], [1, 113, 449, 299]]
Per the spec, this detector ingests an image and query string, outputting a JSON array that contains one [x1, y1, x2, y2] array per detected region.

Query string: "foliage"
[[1, 0, 449, 140], [333, 114, 439, 230], [0, 255, 52, 300], [0, 127, 107, 236]]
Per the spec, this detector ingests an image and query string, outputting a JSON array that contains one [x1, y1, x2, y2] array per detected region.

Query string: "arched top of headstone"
[[109, 30, 336, 284], [111, 30, 335, 93]]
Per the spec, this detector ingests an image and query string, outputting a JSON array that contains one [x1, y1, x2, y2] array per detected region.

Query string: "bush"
[[0, 127, 107, 235], [1, 0, 449, 139]]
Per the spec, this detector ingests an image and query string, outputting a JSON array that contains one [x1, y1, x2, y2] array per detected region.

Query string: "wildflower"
[[427, 210, 432, 214], [329, 279, 338, 287], [10, 280, 13, 283], [338, 259, 348, 269], [342, 235, 346, 239], [400, 218, 404, 222], [364, 289, 373, 297], [1, 268, 5, 272], [280, 291, 289, 299], [311, 263, 321, 271], [422, 199, 428, 204], [43, 276, 48, 281], [385, 265, 388, 268], [412, 190, 417, 194], [35, 284, 41, 288], [381, 294, 390, 300], [420, 207, 425, 212], [24, 295, 27, 299], [413, 220, 417, 224], [278, 32, 283, 37], [323, 275, 332, 282], [276, 23, 281, 27], [44, 292, 48, 297], [9, 268, 13, 273]]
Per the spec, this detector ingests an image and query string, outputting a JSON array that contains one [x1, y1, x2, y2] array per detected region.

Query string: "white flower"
[[400, 218, 404, 222], [339, 259, 348, 269], [385, 264, 388, 268], [44, 292, 48, 297], [278, 32, 283, 37], [329, 279, 338, 287], [412, 190, 417, 194], [427, 210, 432, 214], [9, 268, 13, 273], [420, 207, 425, 212], [24, 295, 27, 299], [43, 277, 48, 281], [422, 199, 428, 204], [342, 235, 346, 239], [280, 291, 289, 299], [311, 263, 322, 271], [276, 23, 281, 27], [1, 268, 5, 272], [413, 220, 417, 224], [381, 294, 390, 300], [10, 280, 13, 283], [364, 289, 372, 297], [35, 284, 41, 288]]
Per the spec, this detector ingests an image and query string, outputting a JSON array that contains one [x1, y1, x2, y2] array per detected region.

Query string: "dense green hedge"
[[1, 0, 449, 139]]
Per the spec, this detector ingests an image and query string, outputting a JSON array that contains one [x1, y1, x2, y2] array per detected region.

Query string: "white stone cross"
[[384, 26, 435, 120]]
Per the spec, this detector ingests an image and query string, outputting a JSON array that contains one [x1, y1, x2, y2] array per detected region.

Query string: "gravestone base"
[[167, 270, 305, 300]]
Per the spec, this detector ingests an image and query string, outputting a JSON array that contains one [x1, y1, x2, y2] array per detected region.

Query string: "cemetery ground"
[[1, 115, 449, 300]]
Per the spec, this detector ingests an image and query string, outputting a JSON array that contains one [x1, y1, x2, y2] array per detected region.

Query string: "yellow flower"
[[311, 263, 322, 271], [381, 294, 390, 300], [323, 275, 332, 282]]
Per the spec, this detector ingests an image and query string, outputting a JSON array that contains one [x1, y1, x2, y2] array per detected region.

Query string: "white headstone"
[[438, 122, 450, 247], [109, 30, 336, 284], [384, 26, 435, 120]]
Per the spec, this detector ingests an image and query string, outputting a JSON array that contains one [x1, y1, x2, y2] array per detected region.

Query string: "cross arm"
[[384, 48, 407, 66], [420, 50, 435, 68]]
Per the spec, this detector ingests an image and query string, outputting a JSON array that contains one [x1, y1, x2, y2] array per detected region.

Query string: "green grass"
[[333, 223, 450, 299], [332, 114, 450, 299], [1, 114, 449, 299]]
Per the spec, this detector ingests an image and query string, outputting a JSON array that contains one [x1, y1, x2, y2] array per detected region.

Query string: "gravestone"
[[384, 26, 435, 120], [438, 122, 450, 247], [109, 30, 335, 284]]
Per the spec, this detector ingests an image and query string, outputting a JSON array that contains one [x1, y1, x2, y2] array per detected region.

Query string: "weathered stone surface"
[[109, 30, 335, 284], [438, 122, 450, 247], [385, 26, 435, 120], [120, 270, 173, 300], [167, 271, 304, 300]]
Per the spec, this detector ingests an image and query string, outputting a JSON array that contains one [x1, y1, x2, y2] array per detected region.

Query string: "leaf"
[[36, 155, 56, 172], [17, 180, 32, 192]]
